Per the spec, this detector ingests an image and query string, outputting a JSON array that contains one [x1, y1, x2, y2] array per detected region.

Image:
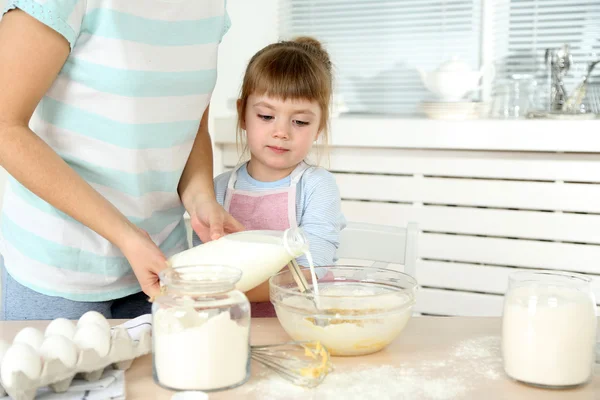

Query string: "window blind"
[[279, 0, 482, 115], [493, 0, 600, 107]]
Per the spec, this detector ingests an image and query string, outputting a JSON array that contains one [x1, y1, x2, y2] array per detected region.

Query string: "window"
[[493, 0, 600, 108], [279, 0, 600, 116]]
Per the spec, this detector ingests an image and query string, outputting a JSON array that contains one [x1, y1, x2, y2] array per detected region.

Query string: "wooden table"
[[0, 317, 598, 399]]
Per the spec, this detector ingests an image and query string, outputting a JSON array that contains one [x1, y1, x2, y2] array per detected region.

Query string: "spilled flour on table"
[[239, 336, 503, 400], [452, 336, 503, 381]]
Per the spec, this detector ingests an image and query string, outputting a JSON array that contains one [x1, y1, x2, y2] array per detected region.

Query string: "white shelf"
[[214, 115, 600, 153]]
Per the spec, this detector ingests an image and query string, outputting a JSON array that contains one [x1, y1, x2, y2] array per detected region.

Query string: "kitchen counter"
[[1, 317, 598, 399]]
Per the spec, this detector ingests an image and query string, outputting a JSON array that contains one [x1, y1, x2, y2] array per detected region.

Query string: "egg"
[[45, 318, 76, 340], [13, 327, 45, 351], [39, 335, 78, 368], [0, 343, 42, 386], [73, 323, 111, 358], [77, 311, 110, 332]]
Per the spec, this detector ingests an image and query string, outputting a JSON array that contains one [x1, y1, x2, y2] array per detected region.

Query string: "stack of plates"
[[419, 101, 487, 120]]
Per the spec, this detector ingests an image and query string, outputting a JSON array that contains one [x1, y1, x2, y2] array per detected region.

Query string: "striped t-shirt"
[[192, 163, 347, 267], [0, 0, 230, 301]]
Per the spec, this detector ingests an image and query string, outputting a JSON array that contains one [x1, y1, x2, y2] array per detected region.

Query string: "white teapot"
[[418, 58, 493, 101]]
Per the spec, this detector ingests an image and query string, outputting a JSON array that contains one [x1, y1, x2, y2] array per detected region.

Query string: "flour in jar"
[[502, 285, 597, 387], [153, 306, 250, 391]]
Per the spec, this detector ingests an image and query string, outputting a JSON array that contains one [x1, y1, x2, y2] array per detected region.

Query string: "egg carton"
[[0, 324, 152, 400]]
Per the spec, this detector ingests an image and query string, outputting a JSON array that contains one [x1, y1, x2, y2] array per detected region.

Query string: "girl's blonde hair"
[[236, 36, 333, 164]]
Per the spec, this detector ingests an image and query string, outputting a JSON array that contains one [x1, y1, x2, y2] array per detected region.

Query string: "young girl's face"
[[241, 94, 321, 181]]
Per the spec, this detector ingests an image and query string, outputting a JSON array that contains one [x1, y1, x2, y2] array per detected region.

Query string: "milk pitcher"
[[501, 271, 597, 388], [167, 228, 309, 292]]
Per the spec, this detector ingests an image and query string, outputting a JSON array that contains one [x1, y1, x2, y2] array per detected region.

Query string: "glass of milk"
[[502, 270, 597, 388]]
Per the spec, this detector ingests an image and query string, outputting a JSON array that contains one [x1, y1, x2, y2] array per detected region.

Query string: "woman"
[[0, 0, 242, 320]]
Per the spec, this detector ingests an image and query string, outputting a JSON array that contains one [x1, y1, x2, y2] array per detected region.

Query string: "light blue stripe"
[[81, 8, 227, 46], [136, 207, 186, 234], [1, 214, 187, 275], [38, 98, 199, 149], [7, 178, 185, 235], [2, 215, 131, 275], [135, 206, 186, 234], [62, 155, 182, 196], [60, 57, 218, 97], [4, 0, 77, 48]]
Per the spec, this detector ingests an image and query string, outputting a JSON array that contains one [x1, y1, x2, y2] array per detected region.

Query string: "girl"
[[192, 37, 346, 317], [0, 1, 243, 320]]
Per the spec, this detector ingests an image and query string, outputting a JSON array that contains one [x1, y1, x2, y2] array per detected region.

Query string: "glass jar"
[[491, 74, 540, 118], [502, 270, 597, 388], [152, 265, 251, 392]]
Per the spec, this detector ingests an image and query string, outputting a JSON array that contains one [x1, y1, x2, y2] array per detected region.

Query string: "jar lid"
[[171, 391, 209, 400]]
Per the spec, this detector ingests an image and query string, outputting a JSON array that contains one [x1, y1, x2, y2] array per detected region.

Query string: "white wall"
[[209, 0, 279, 121], [208, 0, 278, 173]]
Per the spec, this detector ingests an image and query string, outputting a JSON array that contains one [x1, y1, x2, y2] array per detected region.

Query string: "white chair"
[[336, 221, 418, 278]]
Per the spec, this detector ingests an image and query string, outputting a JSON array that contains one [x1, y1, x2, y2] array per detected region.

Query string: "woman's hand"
[[188, 196, 245, 242], [119, 227, 168, 298]]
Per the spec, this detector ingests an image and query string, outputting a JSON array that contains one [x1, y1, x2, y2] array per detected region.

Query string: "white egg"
[[39, 335, 78, 369], [13, 327, 45, 351], [45, 318, 76, 340], [77, 311, 110, 332], [73, 323, 111, 358], [0, 343, 42, 386]]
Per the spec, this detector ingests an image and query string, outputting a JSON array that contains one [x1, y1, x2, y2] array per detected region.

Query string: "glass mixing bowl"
[[269, 265, 418, 356]]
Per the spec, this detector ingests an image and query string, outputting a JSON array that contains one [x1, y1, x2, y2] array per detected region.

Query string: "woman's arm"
[[178, 106, 244, 242], [178, 107, 216, 211], [0, 11, 167, 296]]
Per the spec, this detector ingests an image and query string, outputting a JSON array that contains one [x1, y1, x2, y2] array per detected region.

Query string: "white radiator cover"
[[214, 116, 600, 317]]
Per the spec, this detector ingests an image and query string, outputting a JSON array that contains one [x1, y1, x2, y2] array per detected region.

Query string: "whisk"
[[251, 341, 333, 388]]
